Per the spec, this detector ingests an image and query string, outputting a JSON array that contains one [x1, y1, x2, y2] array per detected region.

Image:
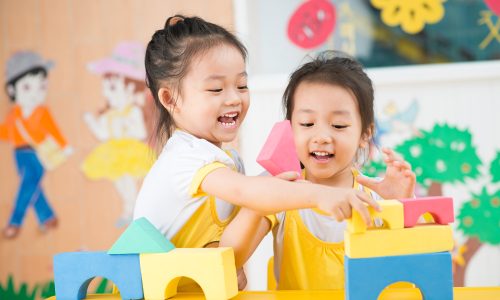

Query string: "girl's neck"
[[175, 128, 222, 148], [305, 165, 355, 188]]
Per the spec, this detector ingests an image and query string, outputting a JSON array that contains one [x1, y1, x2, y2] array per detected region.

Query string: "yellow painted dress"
[[82, 105, 153, 180]]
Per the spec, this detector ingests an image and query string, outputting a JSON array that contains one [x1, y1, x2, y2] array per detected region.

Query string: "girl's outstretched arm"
[[220, 171, 301, 268], [201, 167, 380, 224]]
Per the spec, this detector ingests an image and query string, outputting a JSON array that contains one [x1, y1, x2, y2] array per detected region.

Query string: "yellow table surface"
[[45, 287, 500, 300]]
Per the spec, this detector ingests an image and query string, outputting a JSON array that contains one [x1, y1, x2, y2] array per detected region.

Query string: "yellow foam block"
[[140, 247, 238, 300], [344, 225, 453, 258], [347, 200, 404, 233]]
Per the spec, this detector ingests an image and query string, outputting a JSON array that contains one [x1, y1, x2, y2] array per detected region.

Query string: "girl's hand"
[[317, 188, 381, 226], [274, 171, 309, 183], [357, 147, 416, 199], [237, 268, 247, 290], [274, 171, 301, 181]]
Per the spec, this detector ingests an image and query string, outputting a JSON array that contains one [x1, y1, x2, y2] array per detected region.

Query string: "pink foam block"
[[399, 196, 454, 228], [257, 120, 301, 177]]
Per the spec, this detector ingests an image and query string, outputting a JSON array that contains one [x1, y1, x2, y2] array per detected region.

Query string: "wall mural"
[[362, 100, 500, 286], [0, 51, 72, 239], [370, 0, 445, 34], [81, 41, 154, 227]]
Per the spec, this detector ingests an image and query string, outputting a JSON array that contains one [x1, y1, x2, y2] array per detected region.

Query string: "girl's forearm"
[[220, 208, 270, 268], [202, 168, 326, 215]]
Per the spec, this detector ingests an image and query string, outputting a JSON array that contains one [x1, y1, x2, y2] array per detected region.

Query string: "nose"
[[312, 129, 333, 145], [224, 88, 242, 106]]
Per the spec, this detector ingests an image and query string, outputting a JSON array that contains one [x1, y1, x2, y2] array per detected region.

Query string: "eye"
[[207, 89, 223, 93], [238, 85, 248, 90], [299, 123, 314, 127], [333, 124, 348, 129]]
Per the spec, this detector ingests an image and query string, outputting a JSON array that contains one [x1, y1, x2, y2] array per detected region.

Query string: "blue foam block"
[[345, 251, 453, 300], [53, 251, 143, 300]]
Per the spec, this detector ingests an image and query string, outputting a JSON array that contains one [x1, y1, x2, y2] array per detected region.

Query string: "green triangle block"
[[108, 217, 175, 254]]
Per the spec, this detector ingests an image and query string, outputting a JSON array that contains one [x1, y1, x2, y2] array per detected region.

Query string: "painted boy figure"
[[0, 51, 71, 239]]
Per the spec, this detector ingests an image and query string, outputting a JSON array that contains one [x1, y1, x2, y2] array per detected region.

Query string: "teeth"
[[312, 151, 330, 156], [220, 121, 236, 126], [222, 113, 238, 117]]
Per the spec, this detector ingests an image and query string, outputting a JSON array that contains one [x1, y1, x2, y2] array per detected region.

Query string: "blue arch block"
[[345, 252, 453, 300], [53, 251, 143, 300]]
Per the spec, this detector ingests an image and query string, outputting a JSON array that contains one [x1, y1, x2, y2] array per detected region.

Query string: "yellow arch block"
[[345, 225, 453, 258], [140, 248, 238, 300], [346, 200, 404, 233]]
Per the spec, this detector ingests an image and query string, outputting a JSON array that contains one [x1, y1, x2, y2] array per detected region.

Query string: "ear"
[[158, 87, 177, 114], [6, 84, 15, 100], [359, 123, 374, 149]]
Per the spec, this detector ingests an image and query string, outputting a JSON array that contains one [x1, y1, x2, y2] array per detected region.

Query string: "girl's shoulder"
[[160, 130, 237, 168]]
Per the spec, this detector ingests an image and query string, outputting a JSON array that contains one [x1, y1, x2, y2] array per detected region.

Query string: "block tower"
[[344, 197, 455, 300]]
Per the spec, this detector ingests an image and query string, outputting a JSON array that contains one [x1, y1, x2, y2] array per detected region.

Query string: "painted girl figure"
[[82, 42, 154, 227], [1, 51, 72, 239]]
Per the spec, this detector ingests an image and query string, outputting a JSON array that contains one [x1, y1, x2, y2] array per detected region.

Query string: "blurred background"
[[0, 0, 499, 298]]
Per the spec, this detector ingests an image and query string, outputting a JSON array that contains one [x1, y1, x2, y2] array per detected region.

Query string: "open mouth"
[[310, 151, 334, 161], [218, 112, 239, 127]]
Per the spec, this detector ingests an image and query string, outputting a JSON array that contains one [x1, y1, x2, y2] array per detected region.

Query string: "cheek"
[[293, 132, 310, 156]]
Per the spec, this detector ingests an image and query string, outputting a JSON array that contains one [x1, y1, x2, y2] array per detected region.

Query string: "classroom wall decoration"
[[81, 41, 154, 227], [360, 97, 499, 287], [370, 0, 446, 34], [244, 0, 500, 76], [0, 51, 72, 240], [286, 0, 337, 49]]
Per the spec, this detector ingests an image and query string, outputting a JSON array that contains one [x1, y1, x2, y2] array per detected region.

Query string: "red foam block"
[[399, 196, 454, 228], [257, 120, 301, 177]]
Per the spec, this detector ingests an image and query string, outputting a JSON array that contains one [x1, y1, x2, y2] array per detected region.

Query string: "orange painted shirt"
[[0, 105, 67, 148]]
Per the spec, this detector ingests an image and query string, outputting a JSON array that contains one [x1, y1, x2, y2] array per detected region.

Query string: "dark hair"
[[145, 15, 248, 147], [282, 51, 375, 164], [5, 67, 48, 102]]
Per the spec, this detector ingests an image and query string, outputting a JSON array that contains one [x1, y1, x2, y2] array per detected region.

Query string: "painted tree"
[[490, 151, 500, 183], [395, 124, 482, 196], [361, 158, 386, 178], [455, 186, 500, 286]]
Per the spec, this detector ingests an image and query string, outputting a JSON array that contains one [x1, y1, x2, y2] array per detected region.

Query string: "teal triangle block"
[[108, 217, 175, 254]]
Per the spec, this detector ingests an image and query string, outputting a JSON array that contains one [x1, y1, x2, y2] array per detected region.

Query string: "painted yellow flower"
[[371, 0, 445, 34]]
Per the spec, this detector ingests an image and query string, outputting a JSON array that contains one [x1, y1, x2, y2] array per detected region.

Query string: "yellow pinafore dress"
[[276, 169, 375, 290]]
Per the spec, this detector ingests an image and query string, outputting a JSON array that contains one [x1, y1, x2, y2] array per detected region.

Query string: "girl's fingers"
[[333, 208, 346, 223], [274, 171, 300, 181], [358, 192, 381, 212], [356, 175, 379, 190], [339, 202, 352, 219]]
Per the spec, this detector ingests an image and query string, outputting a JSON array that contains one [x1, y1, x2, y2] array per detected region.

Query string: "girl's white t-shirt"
[[133, 130, 244, 239]]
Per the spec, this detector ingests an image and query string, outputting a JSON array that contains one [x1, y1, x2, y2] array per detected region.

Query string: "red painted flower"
[[287, 0, 337, 49], [484, 0, 500, 15]]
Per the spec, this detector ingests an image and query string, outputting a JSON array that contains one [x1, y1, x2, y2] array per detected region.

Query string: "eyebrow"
[[297, 108, 351, 116], [204, 71, 248, 81]]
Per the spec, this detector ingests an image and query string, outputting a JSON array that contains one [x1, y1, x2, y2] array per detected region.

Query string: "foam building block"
[[347, 200, 404, 233], [140, 248, 237, 300], [345, 252, 453, 300], [399, 196, 454, 228], [108, 217, 175, 254], [53, 251, 142, 300], [344, 225, 453, 258], [257, 120, 302, 177]]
